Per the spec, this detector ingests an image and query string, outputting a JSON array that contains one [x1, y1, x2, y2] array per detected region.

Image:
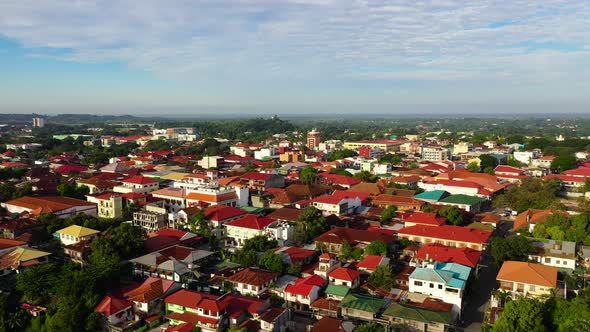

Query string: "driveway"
[[461, 254, 498, 332]]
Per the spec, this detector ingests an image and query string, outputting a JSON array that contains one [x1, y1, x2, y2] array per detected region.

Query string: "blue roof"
[[413, 190, 449, 202], [436, 262, 471, 282], [410, 263, 471, 290]]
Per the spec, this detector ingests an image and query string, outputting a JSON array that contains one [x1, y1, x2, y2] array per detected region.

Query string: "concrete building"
[[307, 129, 321, 149], [32, 117, 45, 128]]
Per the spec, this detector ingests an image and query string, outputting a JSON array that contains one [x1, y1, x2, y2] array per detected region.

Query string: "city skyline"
[[1, 1, 590, 114]]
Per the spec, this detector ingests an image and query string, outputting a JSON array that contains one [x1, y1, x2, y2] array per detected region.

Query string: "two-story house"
[[113, 175, 159, 194], [314, 253, 341, 279], [408, 262, 471, 314], [226, 268, 280, 298], [328, 267, 361, 289], [311, 194, 362, 216], [284, 274, 326, 309], [165, 289, 229, 332], [495, 261, 558, 300], [528, 238, 576, 270], [95, 193, 123, 219], [56, 225, 100, 245], [224, 214, 277, 248]]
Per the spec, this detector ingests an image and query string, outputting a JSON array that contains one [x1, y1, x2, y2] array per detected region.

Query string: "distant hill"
[[0, 113, 166, 125]]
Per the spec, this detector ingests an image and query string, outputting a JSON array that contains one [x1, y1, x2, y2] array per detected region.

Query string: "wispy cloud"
[[0, 0, 589, 86]]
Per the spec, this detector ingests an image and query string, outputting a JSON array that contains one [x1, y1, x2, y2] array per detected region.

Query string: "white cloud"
[[0, 0, 589, 88]]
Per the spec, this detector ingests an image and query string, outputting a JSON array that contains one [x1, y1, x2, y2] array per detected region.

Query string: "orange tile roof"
[[3, 196, 96, 215], [226, 267, 279, 287], [496, 261, 557, 287], [513, 209, 566, 231], [186, 191, 237, 203]]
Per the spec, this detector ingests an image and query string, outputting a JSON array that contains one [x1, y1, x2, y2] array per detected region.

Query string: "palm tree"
[[493, 289, 512, 308]]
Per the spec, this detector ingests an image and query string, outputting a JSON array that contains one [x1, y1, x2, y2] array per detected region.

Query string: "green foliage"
[[493, 177, 564, 213], [547, 297, 590, 332], [466, 161, 480, 172], [340, 240, 353, 262], [532, 213, 590, 245], [551, 155, 577, 172], [258, 250, 284, 273], [490, 235, 534, 266], [287, 263, 302, 276], [380, 205, 397, 223], [354, 170, 378, 183], [122, 202, 141, 220], [327, 149, 358, 162], [142, 138, 177, 152], [479, 154, 499, 169], [365, 241, 387, 256], [233, 248, 257, 267], [57, 183, 89, 199], [378, 153, 402, 165], [492, 297, 545, 332], [242, 234, 278, 253], [298, 206, 329, 240], [188, 208, 210, 238], [300, 165, 319, 185], [437, 206, 463, 226], [330, 168, 353, 177], [107, 223, 147, 259], [353, 322, 385, 332], [367, 265, 395, 290]]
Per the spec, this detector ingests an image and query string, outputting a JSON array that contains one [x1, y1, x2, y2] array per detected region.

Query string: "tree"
[[437, 206, 463, 226], [365, 241, 387, 256], [493, 177, 564, 213], [298, 206, 329, 240], [493, 297, 545, 332], [490, 235, 534, 266], [479, 154, 499, 169], [56, 183, 89, 199], [107, 223, 146, 259], [378, 153, 402, 165], [353, 322, 385, 332], [551, 155, 577, 172], [367, 265, 395, 290], [233, 248, 257, 267], [354, 170, 377, 183], [122, 202, 141, 220], [188, 208, 211, 239], [258, 250, 284, 273], [380, 205, 397, 224], [466, 161, 480, 172], [287, 263, 302, 276], [37, 213, 65, 234], [300, 165, 319, 185], [327, 149, 358, 161], [242, 234, 278, 253], [547, 297, 590, 332], [340, 240, 353, 261]]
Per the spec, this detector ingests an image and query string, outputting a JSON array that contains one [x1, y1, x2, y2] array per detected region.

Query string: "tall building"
[[307, 129, 321, 149], [32, 117, 45, 128]]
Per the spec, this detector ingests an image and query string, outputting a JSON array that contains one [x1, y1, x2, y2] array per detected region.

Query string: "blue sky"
[[0, 0, 589, 115]]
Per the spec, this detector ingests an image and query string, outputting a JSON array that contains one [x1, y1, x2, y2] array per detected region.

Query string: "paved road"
[[459, 217, 510, 332]]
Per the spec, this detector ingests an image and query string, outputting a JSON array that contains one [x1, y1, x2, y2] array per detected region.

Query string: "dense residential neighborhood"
[[1, 115, 590, 332]]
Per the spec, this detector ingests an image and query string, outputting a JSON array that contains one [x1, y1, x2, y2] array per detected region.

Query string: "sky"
[[0, 0, 589, 116]]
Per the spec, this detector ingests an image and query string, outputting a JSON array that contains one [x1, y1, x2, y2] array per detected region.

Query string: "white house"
[[311, 195, 362, 216], [227, 268, 280, 298], [113, 176, 159, 194], [528, 238, 576, 270], [56, 225, 100, 246], [314, 253, 341, 279], [513, 151, 539, 165], [224, 214, 277, 248], [284, 275, 326, 307], [328, 267, 361, 289], [408, 263, 471, 314]]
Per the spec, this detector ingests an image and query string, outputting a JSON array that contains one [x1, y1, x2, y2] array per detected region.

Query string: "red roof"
[[121, 192, 147, 200], [122, 175, 158, 185], [312, 194, 349, 205], [95, 295, 132, 316], [274, 246, 316, 264], [328, 267, 361, 282], [398, 225, 492, 244], [404, 211, 446, 226], [415, 243, 482, 268], [204, 205, 247, 221], [424, 179, 482, 189], [332, 190, 371, 202], [314, 227, 396, 245], [224, 214, 276, 230], [286, 274, 326, 297], [164, 289, 227, 312], [124, 277, 176, 303], [494, 166, 524, 175], [54, 164, 88, 175], [357, 255, 387, 271], [544, 174, 586, 183], [240, 172, 274, 181], [563, 167, 590, 177], [318, 173, 361, 186], [166, 311, 219, 325], [95, 193, 119, 200]]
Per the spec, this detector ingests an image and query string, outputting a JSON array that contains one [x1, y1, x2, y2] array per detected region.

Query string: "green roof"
[[439, 194, 483, 205], [339, 294, 385, 314], [325, 284, 350, 297], [383, 302, 453, 325], [413, 190, 448, 202], [241, 206, 265, 214]]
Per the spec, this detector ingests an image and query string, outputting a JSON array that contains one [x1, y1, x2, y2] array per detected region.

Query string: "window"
[[556, 260, 560, 264], [545, 257, 551, 263], [438, 285, 443, 290], [529, 285, 536, 292], [563, 261, 568, 265], [429, 283, 434, 288], [414, 281, 423, 286]]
